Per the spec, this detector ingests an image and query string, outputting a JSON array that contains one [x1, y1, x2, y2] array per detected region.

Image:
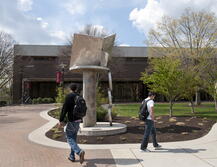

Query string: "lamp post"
[[21, 65, 34, 104], [59, 63, 67, 93]]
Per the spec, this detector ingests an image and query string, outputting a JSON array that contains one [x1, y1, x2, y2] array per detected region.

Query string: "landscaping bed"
[[46, 114, 216, 144]]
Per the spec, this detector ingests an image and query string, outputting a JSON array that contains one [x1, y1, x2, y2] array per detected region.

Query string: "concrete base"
[[78, 122, 127, 136]]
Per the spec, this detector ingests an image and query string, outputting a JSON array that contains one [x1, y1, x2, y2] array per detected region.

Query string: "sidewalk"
[[0, 104, 115, 167], [1, 104, 217, 167]]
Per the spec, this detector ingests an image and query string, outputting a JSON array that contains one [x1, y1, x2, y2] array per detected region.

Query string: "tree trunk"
[[169, 100, 173, 117], [214, 96, 217, 112], [190, 100, 195, 114], [214, 84, 217, 112], [195, 91, 201, 106]]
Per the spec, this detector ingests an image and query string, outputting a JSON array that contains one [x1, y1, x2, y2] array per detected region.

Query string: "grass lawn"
[[114, 102, 217, 121]]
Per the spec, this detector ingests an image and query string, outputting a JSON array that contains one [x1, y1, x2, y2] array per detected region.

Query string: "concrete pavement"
[[0, 104, 115, 167], [0, 104, 217, 167]]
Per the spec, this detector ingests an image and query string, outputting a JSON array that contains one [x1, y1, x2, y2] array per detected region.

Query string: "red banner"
[[56, 71, 62, 83]]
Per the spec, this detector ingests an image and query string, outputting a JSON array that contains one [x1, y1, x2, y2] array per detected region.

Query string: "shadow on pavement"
[[153, 147, 206, 153], [84, 158, 143, 167]]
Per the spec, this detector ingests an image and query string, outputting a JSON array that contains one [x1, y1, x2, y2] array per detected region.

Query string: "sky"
[[1, 0, 217, 46]]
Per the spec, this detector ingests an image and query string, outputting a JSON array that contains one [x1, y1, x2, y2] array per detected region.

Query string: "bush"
[[41, 98, 47, 103], [96, 87, 108, 107], [55, 87, 68, 108], [111, 106, 118, 118], [55, 87, 67, 104], [96, 87, 117, 121], [47, 98, 54, 103], [32, 97, 54, 104], [42, 97, 54, 103], [97, 106, 108, 122], [37, 97, 42, 103], [32, 98, 38, 104], [97, 106, 118, 122]]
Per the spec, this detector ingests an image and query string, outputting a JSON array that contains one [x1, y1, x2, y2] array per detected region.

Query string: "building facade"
[[13, 45, 213, 104], [13, 45, 150, 104]]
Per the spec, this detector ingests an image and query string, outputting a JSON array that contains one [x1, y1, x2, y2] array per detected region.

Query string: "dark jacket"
[[59, 92, 81, 122]]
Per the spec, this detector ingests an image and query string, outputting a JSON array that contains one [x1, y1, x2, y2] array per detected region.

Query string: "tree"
[[180, 68, 198, 113], [141, 56, 183, 117], [147, 8, 217, 105], [200, 53, 217, 112], [79, 24, 108, 38], [0, 31, 16, 102]]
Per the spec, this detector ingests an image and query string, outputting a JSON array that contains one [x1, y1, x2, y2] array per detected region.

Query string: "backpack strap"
[[142, 99, 151, 112], [142, 99, 151, 104], [72, 93, 79, 120], [146, 99, 152, 112]]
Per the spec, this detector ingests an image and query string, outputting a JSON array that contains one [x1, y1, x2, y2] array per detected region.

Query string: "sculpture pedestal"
[[70, 66, 110, 128], [78, 122, 127, 136], [83, 71, 97, 127]]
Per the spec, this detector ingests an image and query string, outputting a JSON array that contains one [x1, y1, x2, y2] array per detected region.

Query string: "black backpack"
[[139, 99, 151, 121], [73, 95, 87, 118]]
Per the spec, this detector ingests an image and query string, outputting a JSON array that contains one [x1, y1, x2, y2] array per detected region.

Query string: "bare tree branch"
[[0, 31, 16, 91]]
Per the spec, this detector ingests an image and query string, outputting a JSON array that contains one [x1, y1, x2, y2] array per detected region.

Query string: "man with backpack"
[[58, 84, 86, 164], [140, 92, 161, 152]]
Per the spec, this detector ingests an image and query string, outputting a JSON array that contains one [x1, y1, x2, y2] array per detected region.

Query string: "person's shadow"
[[83, 158, 143, 167], [81, 148, 205, 166], [151, 147, 206, 153]]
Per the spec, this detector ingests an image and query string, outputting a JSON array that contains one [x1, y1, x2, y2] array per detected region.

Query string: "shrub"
[[111, 106, 118, 118], [32, 98, 38, 104], [97, 106, 108, 122], [37, 97, 42, 103], [42, 97, 54, 103], [96, 87, 118, 121], [55, 87, 65, 103], [97, 106, 118, 122], [96, 87, 108, 107], [47, 98, 54, 103], [41, 98, 47, 103], [32, 97, 54, 104], [55, 87, 70, 108]]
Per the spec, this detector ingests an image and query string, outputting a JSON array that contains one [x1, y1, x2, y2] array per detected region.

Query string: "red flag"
[[56, 71, 62, 83]]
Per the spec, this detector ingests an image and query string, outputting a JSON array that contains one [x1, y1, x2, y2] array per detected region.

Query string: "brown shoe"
[[68, 157, 75, 162], [79, 151, 85, 164]]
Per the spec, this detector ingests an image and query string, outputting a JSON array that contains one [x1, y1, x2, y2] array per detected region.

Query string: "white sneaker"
[[154, 144, 162, 150], [140, 149, 151, 152]]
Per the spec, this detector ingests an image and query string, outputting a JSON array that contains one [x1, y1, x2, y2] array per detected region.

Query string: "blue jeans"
[[66, 122, 82, 160], [141, 119, 158, 149]]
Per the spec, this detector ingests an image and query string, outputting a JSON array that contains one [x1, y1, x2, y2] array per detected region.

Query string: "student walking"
[[58, 84, 86, 164], [140, 92, 161, 152]]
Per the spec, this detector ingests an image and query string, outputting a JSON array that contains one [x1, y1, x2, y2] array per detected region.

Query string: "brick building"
[[13, 45, 150, 104]]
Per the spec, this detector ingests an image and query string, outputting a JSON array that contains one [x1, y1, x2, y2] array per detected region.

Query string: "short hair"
[[69, 83, 77, 92], [148, 92, 156, 97]]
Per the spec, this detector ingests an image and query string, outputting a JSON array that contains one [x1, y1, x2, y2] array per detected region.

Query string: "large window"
[[30, 82, 57, 98]]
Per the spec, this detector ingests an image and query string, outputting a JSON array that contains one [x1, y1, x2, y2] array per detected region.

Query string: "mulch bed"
[[46, 116, 216, 144]]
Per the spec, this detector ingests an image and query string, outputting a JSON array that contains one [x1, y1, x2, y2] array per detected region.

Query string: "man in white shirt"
[[140, 92, 161, 152]]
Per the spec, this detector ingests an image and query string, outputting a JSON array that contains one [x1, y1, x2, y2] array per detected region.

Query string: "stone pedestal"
[[83, 71, 97, 127], [78, 122, 127, 136]]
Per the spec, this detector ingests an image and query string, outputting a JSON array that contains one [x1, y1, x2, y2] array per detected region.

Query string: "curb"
[[28, 108, 217, 149]]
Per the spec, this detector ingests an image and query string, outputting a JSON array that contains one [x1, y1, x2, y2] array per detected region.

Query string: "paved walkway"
[[0, 104, 115, 167], [0, 104, 217, 167]]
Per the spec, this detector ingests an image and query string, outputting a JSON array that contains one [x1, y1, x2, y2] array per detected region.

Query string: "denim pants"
[[65, 122, 82, 160], [141, 119, 158, 149]]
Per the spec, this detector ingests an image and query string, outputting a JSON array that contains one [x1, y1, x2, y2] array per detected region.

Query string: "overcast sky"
[[1, 0, 217, 46]]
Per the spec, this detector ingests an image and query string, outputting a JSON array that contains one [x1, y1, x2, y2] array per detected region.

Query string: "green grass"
[[114, 102, 217, 121]]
